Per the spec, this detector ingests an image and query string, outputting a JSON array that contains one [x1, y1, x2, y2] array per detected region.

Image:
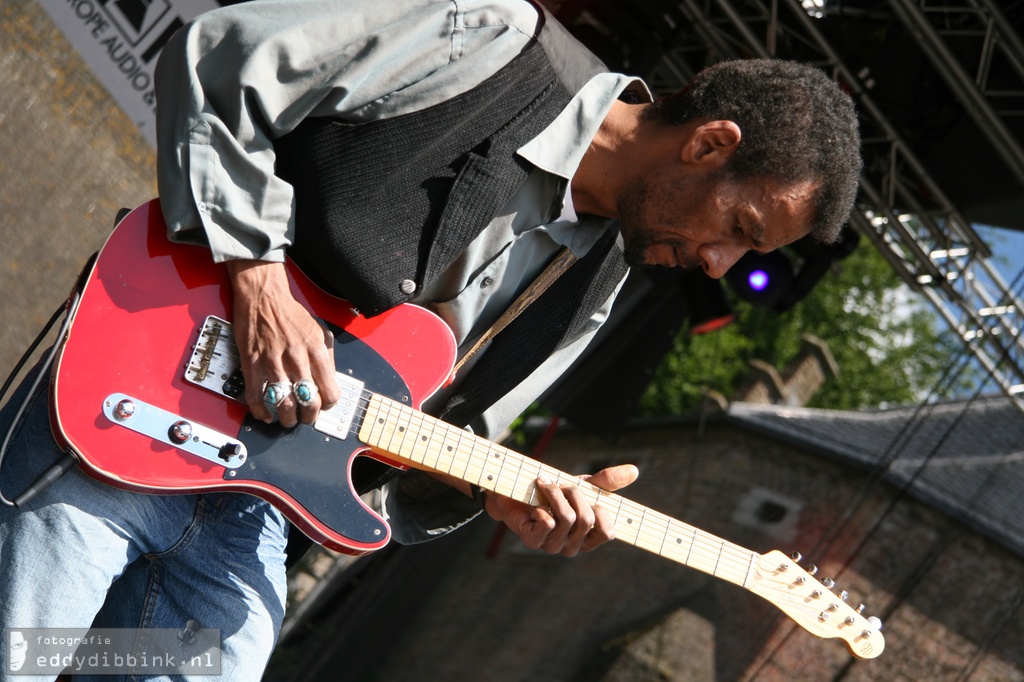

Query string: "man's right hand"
[[224, 260, 341, 428]]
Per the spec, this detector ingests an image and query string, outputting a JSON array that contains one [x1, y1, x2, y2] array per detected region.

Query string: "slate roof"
[[725, 396, 1024, 558]]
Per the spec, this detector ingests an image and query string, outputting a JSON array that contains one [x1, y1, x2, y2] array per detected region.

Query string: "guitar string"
[[364, 396, 868, 624], [198, 339, 853, 596]]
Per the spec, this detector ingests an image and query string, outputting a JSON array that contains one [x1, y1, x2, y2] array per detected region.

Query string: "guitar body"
[[49, 200, 457, 554]]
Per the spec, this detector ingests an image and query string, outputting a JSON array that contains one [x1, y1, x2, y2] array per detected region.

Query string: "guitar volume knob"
[[169, 420, 194, 444], [114, 399, 136, 421]]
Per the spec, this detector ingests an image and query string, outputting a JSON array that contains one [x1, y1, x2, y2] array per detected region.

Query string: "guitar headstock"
[[748, 550, 885, 659]]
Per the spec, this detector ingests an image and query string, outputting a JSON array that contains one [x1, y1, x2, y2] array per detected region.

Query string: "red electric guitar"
[[49, 200, 884, 659]]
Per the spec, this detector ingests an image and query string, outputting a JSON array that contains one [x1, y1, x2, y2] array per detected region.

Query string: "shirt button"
[[480, 276, 494, 289], [399, 279, 417, 295]]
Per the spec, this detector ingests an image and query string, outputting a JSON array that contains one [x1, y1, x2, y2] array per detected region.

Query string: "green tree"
[[636, 242, 971, 416]]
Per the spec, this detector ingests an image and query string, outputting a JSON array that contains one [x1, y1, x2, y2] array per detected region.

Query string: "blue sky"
[[975, 226, 1024, 293]]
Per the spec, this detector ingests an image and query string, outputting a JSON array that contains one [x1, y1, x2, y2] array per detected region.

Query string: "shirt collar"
[[517, 73, 650, 254], [517, 72, 651, 211]]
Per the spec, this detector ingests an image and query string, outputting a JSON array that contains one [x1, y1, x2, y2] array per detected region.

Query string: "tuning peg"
[[821, 577, 835, 589], [790, 551, 803, 562], [839, 590, 849, 601], [862, 615, 883, 637], [856, 603, 866, 614], [806, 563, 818, 575]]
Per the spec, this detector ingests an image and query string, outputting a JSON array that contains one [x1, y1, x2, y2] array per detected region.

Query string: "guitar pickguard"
[[229, 324, 412, 546]]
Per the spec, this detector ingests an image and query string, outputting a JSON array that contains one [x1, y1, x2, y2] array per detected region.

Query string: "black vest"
[[274, 9, 628, 430]]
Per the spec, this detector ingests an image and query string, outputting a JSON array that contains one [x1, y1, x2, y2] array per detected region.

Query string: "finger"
[[535, 478, 576, 553], [580, 505, 616, 553], [288, 375, 321, 426], [581, 464, 639, 492], [287, 322, 335, 424], [311, 324, 340, 410], [244, 377, 274, 423], [308, 349, 338, 413], [281, 338, 323, 426], [511, 509, 556, 550], [241, 353, 287, 424], [275, 391, 302, 428], [560, 486, 597, 558], [263, 356, 304, 428]]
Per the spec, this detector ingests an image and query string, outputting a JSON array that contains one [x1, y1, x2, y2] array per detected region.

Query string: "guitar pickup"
[[313, 374, 365, 440]]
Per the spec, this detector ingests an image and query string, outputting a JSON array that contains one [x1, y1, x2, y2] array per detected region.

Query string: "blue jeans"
[[0, 366, 289, 681]]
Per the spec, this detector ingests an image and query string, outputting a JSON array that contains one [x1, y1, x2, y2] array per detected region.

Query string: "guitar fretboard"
[[358, 393, 757, 587]]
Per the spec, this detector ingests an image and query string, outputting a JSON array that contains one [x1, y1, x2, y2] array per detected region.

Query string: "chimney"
[[734, 334, 838, 406]]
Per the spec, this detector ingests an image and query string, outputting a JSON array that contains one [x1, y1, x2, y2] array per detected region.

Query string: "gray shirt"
[[154, 0, 649, 541]]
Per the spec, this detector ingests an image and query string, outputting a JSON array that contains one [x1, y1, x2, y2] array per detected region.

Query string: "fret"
[[493, 447, 513, 498], [434, 422, 461, 476], [607, 497, 635, 544], [381, 400, 412, 458], [660, 520, 699, 565], [415, 410, 442, 468], [443, 423, 468, 474], [717, 547, 755, 586], [511, 453, 541, 504], [399, 408, 428, 463], [461, 435, 488, 488], [359, 395, 388, 447], [477, 443, 507, 495], [505, 451, 528, 504], [421, 416, 447, 470], [632, 509, 669, 556]]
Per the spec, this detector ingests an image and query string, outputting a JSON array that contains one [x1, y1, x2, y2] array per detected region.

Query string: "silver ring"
[[293, 379, 319, 407], [263, 381, 291, 411]]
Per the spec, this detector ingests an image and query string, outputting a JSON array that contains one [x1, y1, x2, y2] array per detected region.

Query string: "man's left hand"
[[483, 464, 640, 557]]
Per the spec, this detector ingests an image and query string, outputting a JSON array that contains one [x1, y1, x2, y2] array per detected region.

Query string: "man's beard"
[[617, 178, 701, 270], [618, 178, 654, 267]]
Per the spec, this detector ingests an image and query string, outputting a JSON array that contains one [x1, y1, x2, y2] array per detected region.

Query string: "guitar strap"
[[451, 246, 578, 377]]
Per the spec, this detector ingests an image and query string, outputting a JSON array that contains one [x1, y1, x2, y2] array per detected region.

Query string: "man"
[[0, 0, 860, 678]]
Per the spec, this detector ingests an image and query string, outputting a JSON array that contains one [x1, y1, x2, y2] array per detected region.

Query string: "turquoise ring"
[[293, 379, 319, 407], [263, 381, 291, 412]]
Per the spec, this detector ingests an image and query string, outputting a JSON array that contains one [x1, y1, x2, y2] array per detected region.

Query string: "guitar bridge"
[[185, 316, 366, 440]]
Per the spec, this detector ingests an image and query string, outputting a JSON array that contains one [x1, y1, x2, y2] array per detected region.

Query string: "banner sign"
[[38, 0, 221, 146]]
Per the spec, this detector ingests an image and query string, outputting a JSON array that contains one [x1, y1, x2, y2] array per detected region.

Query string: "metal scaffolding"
[[596, 0, 1024, 412]]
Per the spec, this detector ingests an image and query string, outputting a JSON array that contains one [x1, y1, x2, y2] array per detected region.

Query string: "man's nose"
[[700, 244, 747, 279]]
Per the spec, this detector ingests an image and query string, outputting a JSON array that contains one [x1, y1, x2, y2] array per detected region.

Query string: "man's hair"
[[644, 58, 862, 244]]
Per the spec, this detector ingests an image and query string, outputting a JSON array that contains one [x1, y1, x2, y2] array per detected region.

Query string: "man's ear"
[[680, 120, 741, 165]]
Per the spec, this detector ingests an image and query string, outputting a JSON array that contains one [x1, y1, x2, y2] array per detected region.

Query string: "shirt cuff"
[[381, 469, 485, 545]]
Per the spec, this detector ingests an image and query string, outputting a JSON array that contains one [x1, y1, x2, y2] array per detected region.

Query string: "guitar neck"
[[358, 393, 758, 588]]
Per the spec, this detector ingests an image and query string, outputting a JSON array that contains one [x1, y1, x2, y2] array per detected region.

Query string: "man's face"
[[617, 171, 818, 278]]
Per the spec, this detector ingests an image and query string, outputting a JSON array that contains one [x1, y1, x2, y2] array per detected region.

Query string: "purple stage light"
[[748, 270, 770, 291]]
